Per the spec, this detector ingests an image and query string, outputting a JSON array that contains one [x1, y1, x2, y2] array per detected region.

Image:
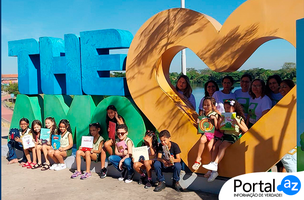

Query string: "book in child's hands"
[[132, 146, 149, 162], [116, 140, 127, 153], [9, 128, 20, 140], [108, 121, 116, 140], [219, 112, 237, 131], [198, 116, 215, 134], [40, 128, 50, 144], [52, 135, 61, 150], [22, 134, 35, 149], [80, 136, 94, 151]]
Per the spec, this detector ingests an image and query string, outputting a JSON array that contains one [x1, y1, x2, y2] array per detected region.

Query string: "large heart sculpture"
[[126, 0, 303, 177]]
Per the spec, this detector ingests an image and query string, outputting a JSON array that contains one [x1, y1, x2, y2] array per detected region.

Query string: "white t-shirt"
[[248, 95, 272, 124], [212, 91, 236, 113], [269, 92, 283, 107], [234, 89, 251, 118]]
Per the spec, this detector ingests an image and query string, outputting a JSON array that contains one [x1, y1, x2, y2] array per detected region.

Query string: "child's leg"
[[133, 161, 144, 174], [36, 145, 42, 164], [54, 150, 67, 164], [104, 139, 114, 155], [100, 148, 106, 169], [24, 149, 32, 163], [153, 160, 165, 182], [172, 162, 182, 182], [210, 140, 222, 162], [31, 147, 37, 164], [123, 158, 134, 179], [85, 151, 97, 173], [48, 149, 58, 163], [207, 139, 215, 156], [195, 135, 207, 162], [108, 155, 122, 171], [42, 145, 51, 164], [214, 141, 232, 164], [144, 160, 154, 178], [7, 140, 18, 163], [76, 150, 85, 172]]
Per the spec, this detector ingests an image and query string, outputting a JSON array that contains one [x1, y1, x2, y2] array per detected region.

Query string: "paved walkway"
[[1, 126, 218, 200], [1, 94, 13, 123]]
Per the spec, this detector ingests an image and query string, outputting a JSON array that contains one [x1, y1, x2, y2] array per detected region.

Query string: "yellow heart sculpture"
[[126, 0, 303, 177]]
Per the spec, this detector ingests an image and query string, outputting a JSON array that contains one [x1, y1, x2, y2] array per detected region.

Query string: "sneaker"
[[204, 170, 212, 178], [202, 162, 218, 171], [50, 163, 58, 170], [80, 172, 92, 180], [100, 168, 107, 179], [71, 171, 82, 179], [192, 161, 201, 171], [138, 175, 146, 185], [144, 180, 152, 189], [125, 179, 133, 183], [54, 163, 66, 171], [173, 181, 183, 192], [154, 181, 166, 192], [208, 171, 219, 182], [118, 168, 127, 181], [118, 176, 124, 181]]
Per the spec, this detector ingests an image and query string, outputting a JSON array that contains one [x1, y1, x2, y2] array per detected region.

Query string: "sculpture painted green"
[[10, 94, 146, 148]]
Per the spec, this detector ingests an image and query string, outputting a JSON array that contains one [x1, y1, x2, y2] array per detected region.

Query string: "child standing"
[[133, 130, 158, 188], [100, 105, 125, 178], [108, 124, 134, 183], [153, 130, 183, 192], [7, 118, 30, 165], [48, 119, 73, 171], [192, 97, 219, 171], [71, 123, 104, 179], [203, 99, 248, 182], [40, 117, 57, 171]]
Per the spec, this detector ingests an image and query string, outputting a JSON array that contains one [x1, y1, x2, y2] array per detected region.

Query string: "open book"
[[132, 146, 149, 162], [108, 121, 116, 140], [40, 128, 50, 144], [80, 136, 94, 151], [198, 116, 215, 134], [51, 135, 61, 150], [116, 140, 127, 153], [22, 134, 35, 150], [219, 112, 236, 131]]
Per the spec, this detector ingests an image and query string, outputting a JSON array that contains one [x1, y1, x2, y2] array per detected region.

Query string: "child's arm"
[[61, 133, 73, 151], [115, 112, 124, 124], [235, 118, 248, 134], [118, 140, 133, 169], [173, 153, 181, 163], [91, 140, 104, 154], [210, 115, 218, 128], [217, 116, 224, 133]]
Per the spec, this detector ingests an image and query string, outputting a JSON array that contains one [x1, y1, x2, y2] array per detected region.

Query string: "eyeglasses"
[[280, 85, 288, 89], [117, 131, 126, 136], [207, 85, 216, 88], [252, 84, 262, 88]]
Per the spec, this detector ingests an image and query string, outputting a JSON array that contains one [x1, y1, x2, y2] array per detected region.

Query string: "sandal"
[[22, 162, 31, 168], [192, 161, 201, 171], [41, 163, 50, 171], [27, 163, 36, 169], [32, 163, 42, 169]]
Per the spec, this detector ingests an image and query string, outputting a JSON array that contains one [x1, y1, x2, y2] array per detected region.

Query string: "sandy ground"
[[1, 126, 218, 200]]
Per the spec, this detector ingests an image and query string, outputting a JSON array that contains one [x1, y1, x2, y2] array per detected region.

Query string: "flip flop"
[[22, 162, 31, 168], [32, 163, 42, 169]]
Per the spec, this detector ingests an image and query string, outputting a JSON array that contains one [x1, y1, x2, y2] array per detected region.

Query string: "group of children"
[[7, 105, 183, 192]]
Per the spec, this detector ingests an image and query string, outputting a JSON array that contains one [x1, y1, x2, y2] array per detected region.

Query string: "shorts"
[[204, 132, 214, 141], [222, 134, 239, 144], [66, 148, 72, 157], [214, 130, 223, 139]]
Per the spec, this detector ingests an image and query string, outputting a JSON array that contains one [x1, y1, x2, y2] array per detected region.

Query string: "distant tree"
[[6, 83, 19, 96], [111, 72, 126, 77], [301, 132, 304, 151]]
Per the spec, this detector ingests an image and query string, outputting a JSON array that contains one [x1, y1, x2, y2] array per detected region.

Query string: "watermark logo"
[[277, 175, 301, 195]]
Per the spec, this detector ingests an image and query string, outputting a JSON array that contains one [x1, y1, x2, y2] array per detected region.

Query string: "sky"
[[1, 0, 296, 75]]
